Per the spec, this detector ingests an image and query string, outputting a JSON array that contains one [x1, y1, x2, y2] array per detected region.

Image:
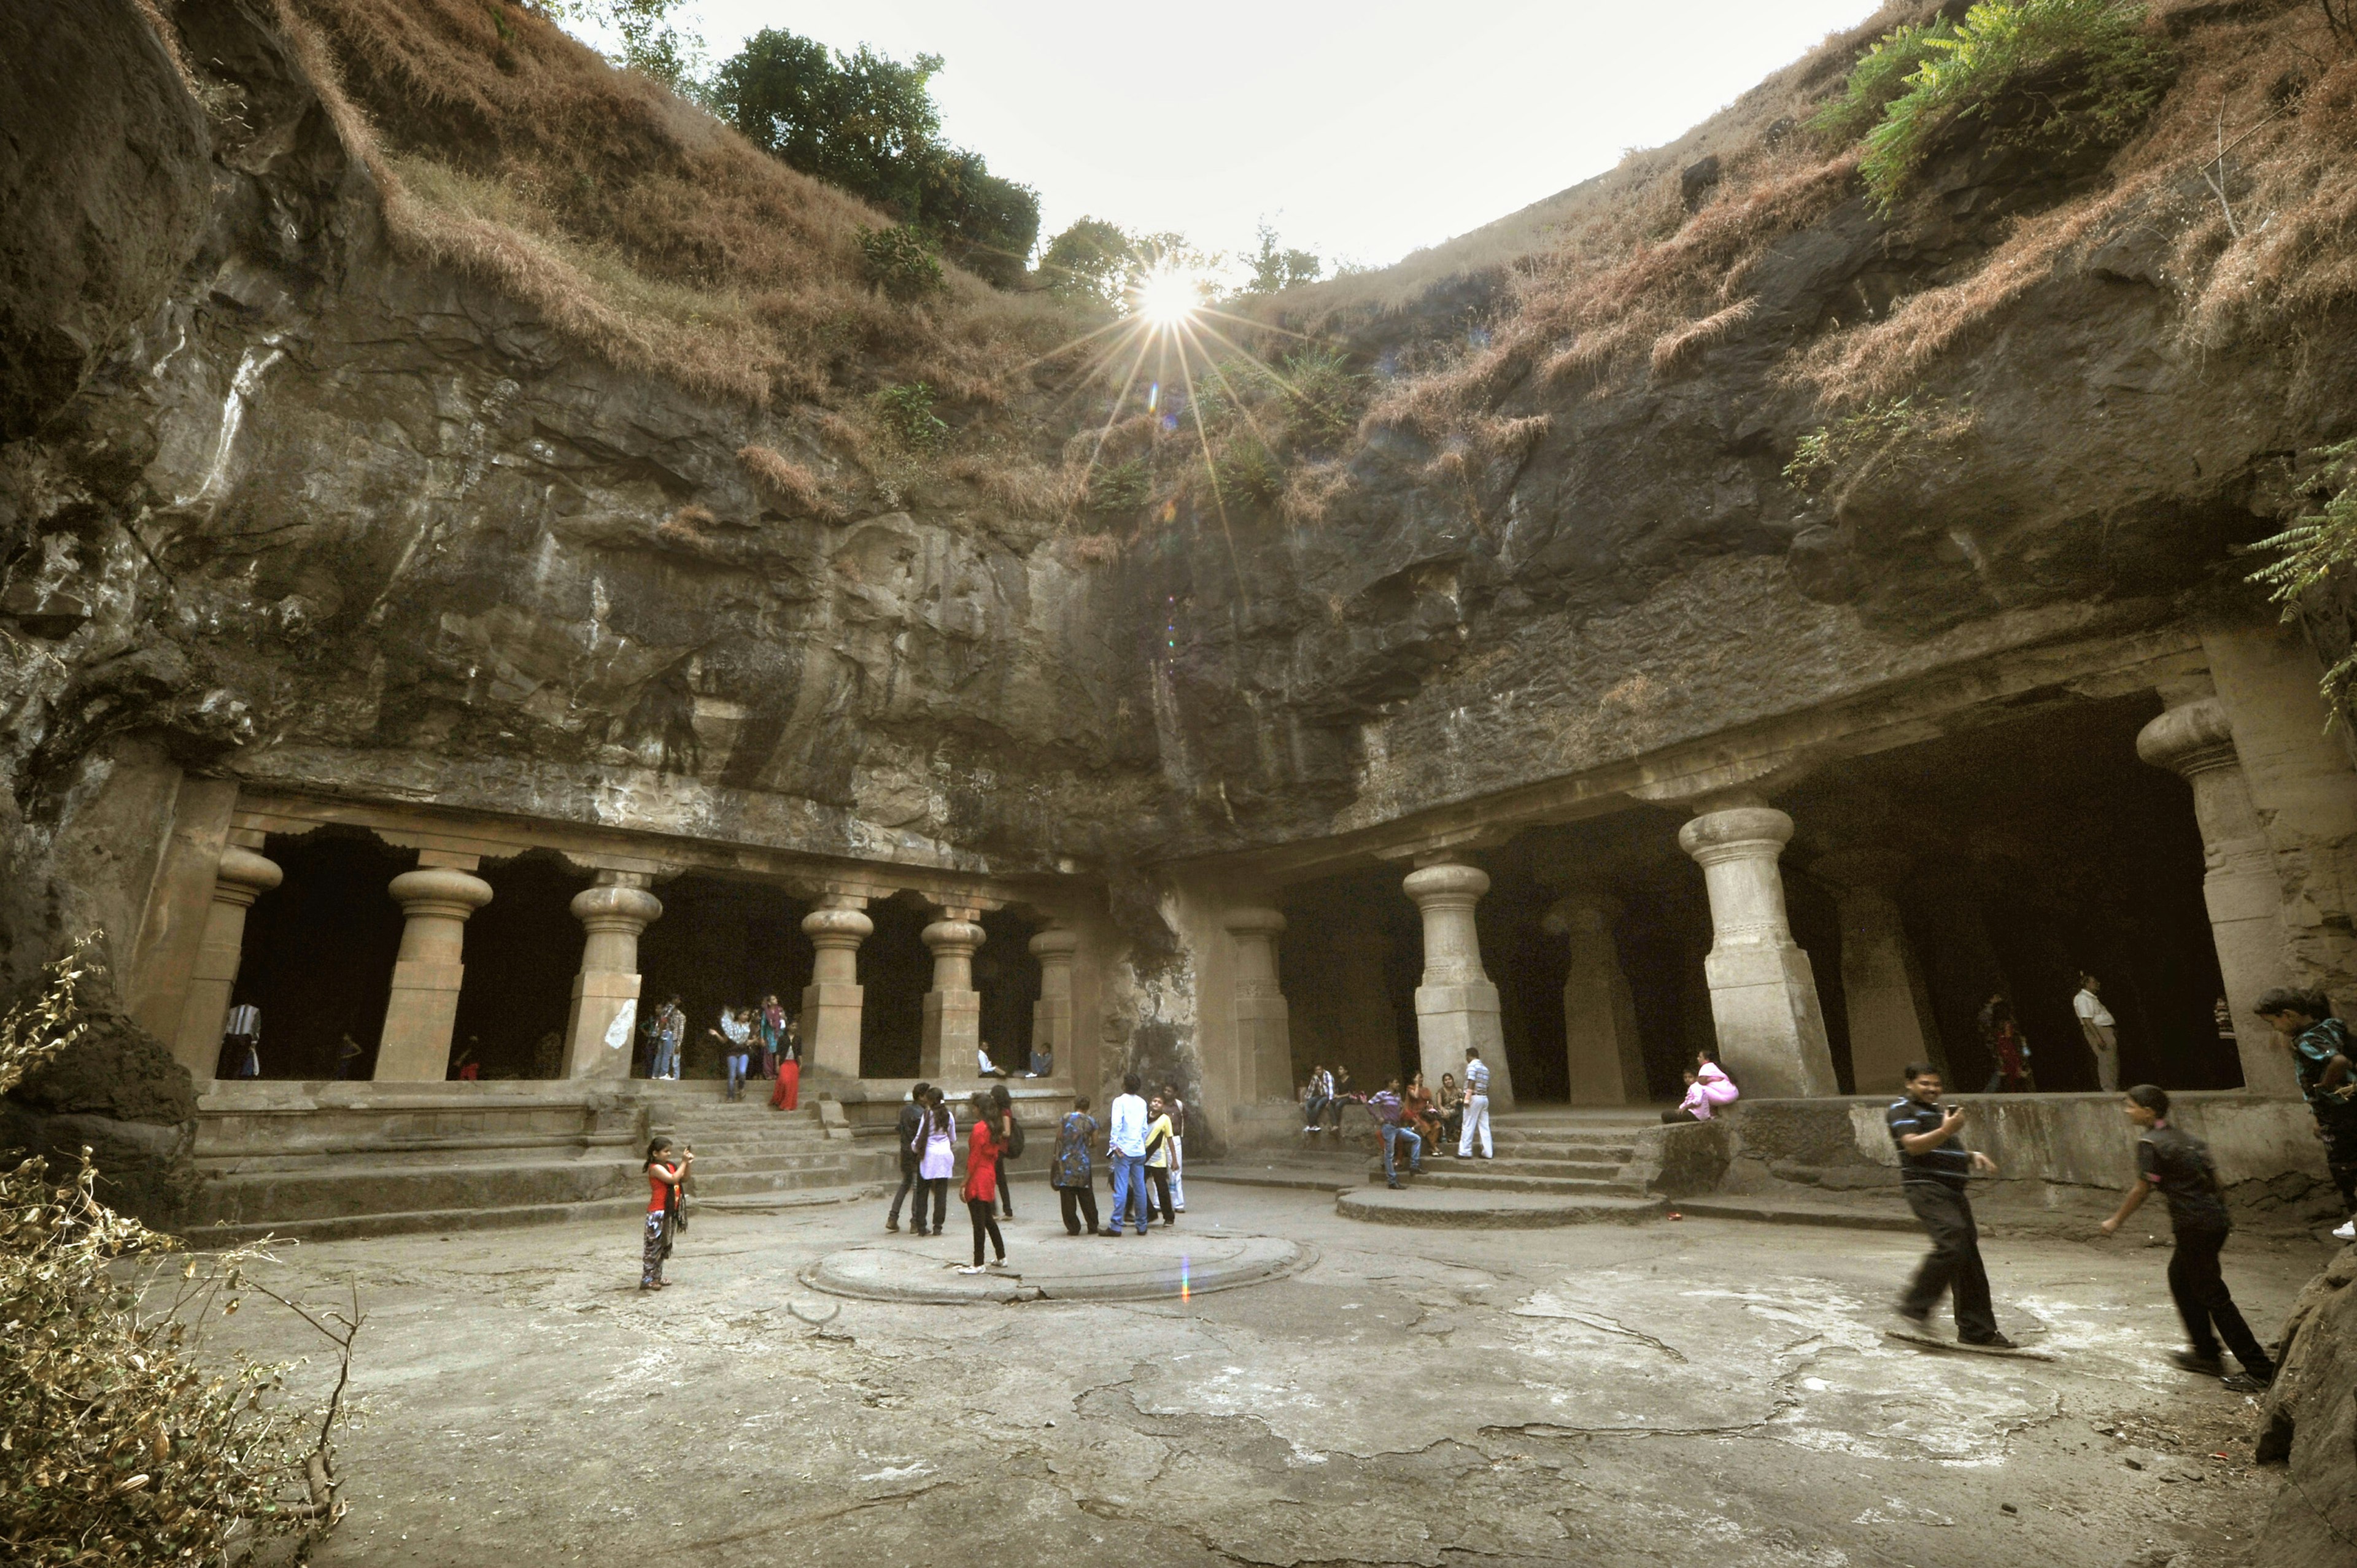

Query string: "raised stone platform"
[[1336, 1185, 1668, 1227], [801, 1229, 1309, 1303]]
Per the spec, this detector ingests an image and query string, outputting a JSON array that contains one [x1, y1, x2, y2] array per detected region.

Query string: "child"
[[1662, 1053, 1739, 1124], [640, 1137, 694, 1291], [2100, 1084, 2274, 1392], [959, 1091, 1009, 1274]]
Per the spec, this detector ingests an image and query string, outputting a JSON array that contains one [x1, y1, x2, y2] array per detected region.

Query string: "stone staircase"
[[1341, 1110, 1668, 1226], [186, 1083, 894, 1244]]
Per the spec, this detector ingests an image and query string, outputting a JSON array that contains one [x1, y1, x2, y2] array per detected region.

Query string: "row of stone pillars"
[[1359, 691, 2304, 1105], [171, 852, 1077, 1086]]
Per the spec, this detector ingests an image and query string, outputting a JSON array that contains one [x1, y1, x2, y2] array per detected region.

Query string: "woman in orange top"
[[958, 1091, 1008, 1275], [641, 1136, 694, 1291], [1404, 1072, 1442, 1148]]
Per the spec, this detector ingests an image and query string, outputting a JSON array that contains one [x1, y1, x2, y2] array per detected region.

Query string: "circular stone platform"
[[801, 1229, 1311, 1304], [1336, 1186, 1667, 1228]]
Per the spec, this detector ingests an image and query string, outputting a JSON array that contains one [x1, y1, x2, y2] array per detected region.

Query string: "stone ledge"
[[1336, 1186, 1667, 1227]]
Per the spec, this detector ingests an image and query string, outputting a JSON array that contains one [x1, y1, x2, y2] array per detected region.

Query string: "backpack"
[[1004, 1114, 1027, 1159]]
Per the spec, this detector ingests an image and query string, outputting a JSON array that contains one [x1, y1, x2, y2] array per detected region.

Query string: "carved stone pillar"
[[169, 846, 282, 1082], [1403, 859, 1514, 1110], [1811, 850, 1940, 1096], [563, 873, 662, 1079], [2138, 695, 2302, 1096], [1223, 907, 1291, 1103], [1029, 927, 1078, 1075], [1677, 800, 1838, 1097], [1544, 890, 1646, 1106], [920, 906, 986, 1079], [374, 860, 493, 1082], [800, 895, 873, 1079]]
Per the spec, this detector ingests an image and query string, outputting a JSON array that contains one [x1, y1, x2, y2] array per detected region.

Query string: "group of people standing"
[[880, 1073, 1191, 1264], [1299, 1048, 1497, 1172], [640, 995, 801, 1109]]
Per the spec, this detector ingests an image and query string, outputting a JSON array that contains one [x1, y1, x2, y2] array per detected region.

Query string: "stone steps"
[[1365, 1168, 1636, 1197], [1366, 1156, 1626, 1182], [1336, 1186, 1668, 1227]]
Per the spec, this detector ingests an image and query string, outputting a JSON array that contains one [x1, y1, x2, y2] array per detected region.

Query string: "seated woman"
[[1437, 1072, 1464, 1146], [1404, 1071, 1443, 1148]]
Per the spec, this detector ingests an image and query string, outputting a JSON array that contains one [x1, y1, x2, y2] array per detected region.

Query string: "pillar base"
[[376, 960, 467, 1082], [921, 990, 982, 1080], [1701, 941, 1838, 1098], [1414, 981, 1513, 1111], [563, 971, 641, 1079], [803, 981, 865, 1079]]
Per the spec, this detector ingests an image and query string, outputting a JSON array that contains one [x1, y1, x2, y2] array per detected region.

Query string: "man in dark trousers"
[[1888, 1064, 2018, 1348], [885, 1081, 932, 1234]]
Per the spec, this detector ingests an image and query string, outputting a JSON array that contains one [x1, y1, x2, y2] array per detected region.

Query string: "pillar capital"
[[1403, 860, 1490, 910], [921, 916, 986, 956], [570, 882, 662, 934], [2136, 696, 2240, 779], [388, 866, 493, 921], [212, 846, 284, 908], [1028, 925, 1081, 960], [1542, 888, 1620, 937], [803, 905, 876, 949], [1677, 805, 1794, 865], [1220, 906, 1287, 939]]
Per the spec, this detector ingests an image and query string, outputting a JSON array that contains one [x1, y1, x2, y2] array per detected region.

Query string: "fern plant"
[[871, 382, 949, 450], [2248, 440, 2357, 727], [1824, 0, 2172, 209]]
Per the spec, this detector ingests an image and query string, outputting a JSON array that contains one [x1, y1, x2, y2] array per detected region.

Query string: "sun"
[[1132, 266, 1201, 327]]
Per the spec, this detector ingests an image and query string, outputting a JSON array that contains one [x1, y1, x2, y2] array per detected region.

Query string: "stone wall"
[[1726, 1092, 2332, 1215], [2253, 1244, 2357, 1566]]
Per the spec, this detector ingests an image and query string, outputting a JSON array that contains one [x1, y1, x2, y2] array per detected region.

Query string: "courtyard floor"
[[210, 1177, 2329, 1567]]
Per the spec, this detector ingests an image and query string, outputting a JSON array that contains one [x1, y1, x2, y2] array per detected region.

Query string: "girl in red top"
[[958, 1091, 1008, 1275], [641, 1137, 693, 1291]]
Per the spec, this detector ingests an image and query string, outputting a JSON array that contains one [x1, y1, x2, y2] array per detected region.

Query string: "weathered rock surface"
[[2254, 1243, 2357, 1564], [1, 1011, 199, 1226], [0, 0, 2350, 959]]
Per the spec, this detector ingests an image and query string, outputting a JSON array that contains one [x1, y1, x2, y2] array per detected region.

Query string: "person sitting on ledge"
[[977, 1042, 1008, 1078], [1301, 1064, 1333, 1135], [1662, 1052, 1738, 1123], [1029, 1041, 1053, 1078]]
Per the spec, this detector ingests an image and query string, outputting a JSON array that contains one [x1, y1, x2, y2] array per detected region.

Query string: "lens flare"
[[1133, 268, 1200, 327]]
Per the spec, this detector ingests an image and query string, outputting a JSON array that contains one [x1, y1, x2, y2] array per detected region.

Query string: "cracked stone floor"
[[203, 1181, 2328, 1567]]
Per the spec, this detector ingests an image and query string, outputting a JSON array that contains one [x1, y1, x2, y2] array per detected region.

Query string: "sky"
[[665, 1, 1881, 272]]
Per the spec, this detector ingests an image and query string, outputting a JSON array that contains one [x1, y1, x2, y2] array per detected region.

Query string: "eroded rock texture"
[[1, 0, 2351, 971]]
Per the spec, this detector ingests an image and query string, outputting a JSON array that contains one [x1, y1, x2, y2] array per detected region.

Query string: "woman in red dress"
[[958, 1091, 1008, 1275]]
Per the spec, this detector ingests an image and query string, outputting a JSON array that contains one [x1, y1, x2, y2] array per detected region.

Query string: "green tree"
[[1040, 217, 1135, 307], [1244, 221, 1322, 295], [710, 29, 1039, 287], [548, 0, 707, 95]]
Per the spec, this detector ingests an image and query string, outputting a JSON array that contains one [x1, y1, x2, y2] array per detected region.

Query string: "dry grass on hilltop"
[[1256, 0, 2357, 447], [272, 0, 1079, 412]]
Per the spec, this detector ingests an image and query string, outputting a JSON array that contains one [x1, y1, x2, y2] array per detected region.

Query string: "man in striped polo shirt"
[[1887, 1064, 2017, 1349]]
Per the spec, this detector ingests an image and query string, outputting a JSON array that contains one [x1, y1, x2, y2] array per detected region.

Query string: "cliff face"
[[3, 0, 2355, 987]]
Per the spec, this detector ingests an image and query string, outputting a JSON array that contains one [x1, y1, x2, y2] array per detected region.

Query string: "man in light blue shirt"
[[1105, 1073, 1150, 1236]]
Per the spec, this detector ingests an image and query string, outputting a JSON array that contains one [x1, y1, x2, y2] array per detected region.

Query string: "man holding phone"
[[1887, 1065, 2017, 1348]]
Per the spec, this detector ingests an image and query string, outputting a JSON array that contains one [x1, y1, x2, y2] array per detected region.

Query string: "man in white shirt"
[[2074, 974, 2119, 1092], [1457, 1048, 1493, 1159], [1105, 1073, 1151, 1236]]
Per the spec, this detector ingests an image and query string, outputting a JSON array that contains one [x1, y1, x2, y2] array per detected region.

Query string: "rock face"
[[0, 1012, 199, 1226], [0, 6, 2351, 1025], [2254, 1244, 2357, 1565]]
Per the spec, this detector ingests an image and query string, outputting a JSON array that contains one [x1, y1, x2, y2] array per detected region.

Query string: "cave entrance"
[[976, 907, 1043, 1073], [1782, 690, 2230, 1092], [447, 853, 589, 1080], [235, 828, 412, 1079], [1277, 863, 1423, 1097], [860, 895, 931, 1077], [636, 873, 813, 1079], [1495, 809, 1722, 1107]]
